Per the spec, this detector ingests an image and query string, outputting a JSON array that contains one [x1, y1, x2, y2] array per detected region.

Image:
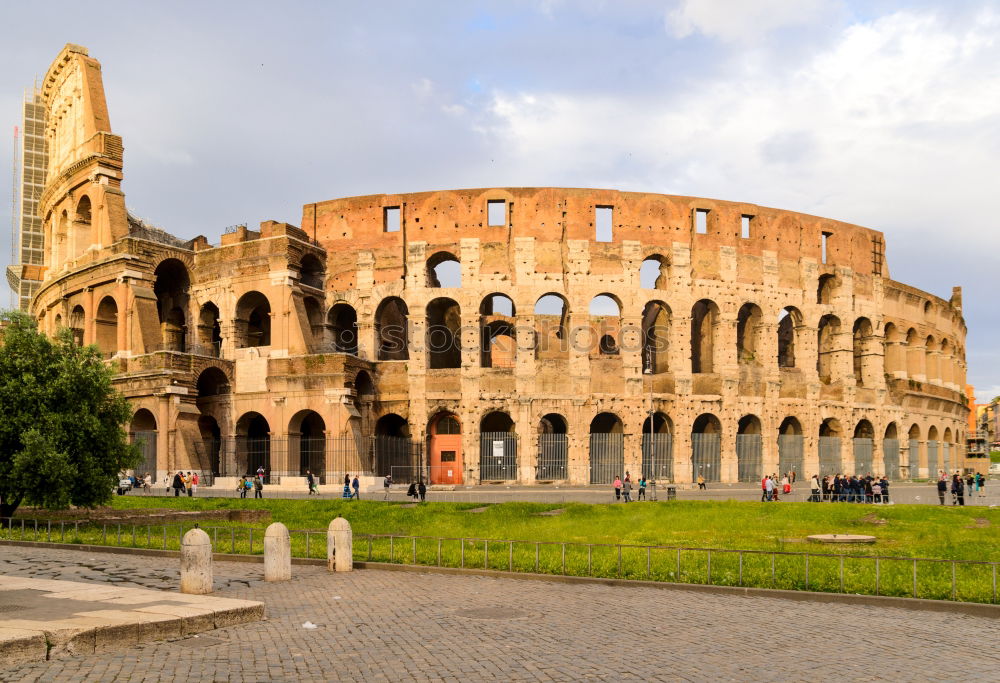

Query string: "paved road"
[[1, 546, 998, 682], [123, 480, 999, 506]]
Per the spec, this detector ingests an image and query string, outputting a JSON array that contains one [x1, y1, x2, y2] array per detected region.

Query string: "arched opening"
[[942, 427, 953, 474], [736, 415, 763, 482], [75, 195, 92, 223], [73, 196, 92, 258], [736, 303, 764, 366], [640, 255, 670, 290], [691, 413, 722, 482], [853, 318, 875, 386], [129, 409, 158, 479], [777, 307, 801, 368], [154, 259, 190, 352], [907, 424, 921, 478], [427, 251, 461, 288], [375, 297, 409, 361], [817, 274, 837, 304], [480, 294, 516, 368], [589, 412, 624, 484], [927, 425, 941, 474], [925, 336, 940, 383], [299, 253, 324, 290], [905, 328, 922, 378], [374, 414, 413, 479], [853, 419, 875, 475], [641, 412, 673, 482], [235, 291, 271, 348], [197, 303, 222, 356], [480, 411, 517, 481], [95, 296, 118, 356], [819, 418, 843, 476], [429, 412, 462, 485], [196, 367, 230, 397], [290, 410, 326, 480], [777, 417, 804, 479], [883, 423, 900, 480], [195, 367, 229, 476], [817, 314, 841, 384], [69, 305, 85, 346], [641, 301, 671, 374], [303, 297, 324, 347], [236, 412, 271, 481], [691, 299, 720, 373], [328, 303, 358, 355], [883, 322, 903, 377], [354, 370, 375, 401], [197, 415, 222, 477], [589, 294, 621, 356], [427, 297, 462, 369], [536, 413, 568, 480], [534, 294, 568, 360], [55, 210, 69, 265], [940, 338, 953, 385]]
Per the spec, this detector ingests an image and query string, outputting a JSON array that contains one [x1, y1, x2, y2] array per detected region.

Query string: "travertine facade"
[[25, 45, 971, 486]]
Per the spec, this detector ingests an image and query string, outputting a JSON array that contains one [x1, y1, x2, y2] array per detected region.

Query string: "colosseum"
[[14, 45, 970, 489]]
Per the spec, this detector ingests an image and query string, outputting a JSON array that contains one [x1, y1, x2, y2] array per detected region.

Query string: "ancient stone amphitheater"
[[20, 45, 969, 488]]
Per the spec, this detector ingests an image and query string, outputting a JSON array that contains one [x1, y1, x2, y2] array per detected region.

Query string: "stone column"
[[328, 517, 353, 572], [180, 528, 213, 594], [264, 522, 291, 581]]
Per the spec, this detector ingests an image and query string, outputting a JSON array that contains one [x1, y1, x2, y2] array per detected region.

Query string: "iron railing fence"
[[777, 434, 804, 479], [853, 437, 874, 476], [536, 434, 568, 480], [883, 439, 900, 480], [691, 433, 721, 482], [3, 517, 998, 605], [480, 432, 518, 481], [818, 436, 842, 477], [641, 434, 673, 482], [589, 433, 624, 484], [736, 434, 762, 483]]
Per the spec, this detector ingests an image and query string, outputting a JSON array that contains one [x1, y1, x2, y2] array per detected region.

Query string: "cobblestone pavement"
[[1, 546, 999, 682]]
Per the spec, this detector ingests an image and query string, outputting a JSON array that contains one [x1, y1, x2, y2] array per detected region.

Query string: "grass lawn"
[[104, 496, 1000, 562]]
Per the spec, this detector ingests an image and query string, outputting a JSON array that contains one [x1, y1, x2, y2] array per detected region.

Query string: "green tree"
[[0, 311, 138, 520]]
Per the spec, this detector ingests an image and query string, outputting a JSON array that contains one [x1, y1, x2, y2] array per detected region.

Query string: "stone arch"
[[480, 294, 516, 368], [427, 251, 461, 288], [883, 322, 904, 376], [299, 253, 324, 290], [289, 410, 326, 477], [939, 338, 953, 385], [328, 303, 358, 354], [736, 303, 765, 366], [691, 299, 720, 373], [537, 413, 569, 480], [925, 335, 940, 382], [590, 294, 621, 356], [589, 412, 624, 484], [691, 413, 722, 483], [736, 414, 763, 482], [534, 293, 569, 359], [234, 291, 271, 348], [640, 254, 670, 289], [154, 258, 191, 352], [95, 295, 118, 356], [197, 302, 222, 355], [375, 297, 409, 361], [817, 274, 837, 304], [303, 296, 324, 346], [854, 419, 874, 439], [69, 304, 85, 346], [777, 307, 802, 368], [905, 327, 922, 377], [852, 317, 875, 386], [641, 412, 673, 482], [428, 411, 463, 485], [73, 195, 92, 258], [196, 366, 230, 397], [374, 413, 412, 478], [236, 411, 271, 479], [129, 408, 158, 478], [642, 301, 671, 373], [817, 314, 841, 384], [777, 416, 804, 480], [427, 297, 462, 369]]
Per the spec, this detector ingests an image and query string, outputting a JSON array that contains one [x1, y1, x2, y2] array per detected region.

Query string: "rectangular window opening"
[[595, 206, 613, 242], [821, 231, 832, 264], [384, 206, 401, 233], [487, 200, 506, 227], [695, 209, 709, 234], [741, 214, 752, 239]]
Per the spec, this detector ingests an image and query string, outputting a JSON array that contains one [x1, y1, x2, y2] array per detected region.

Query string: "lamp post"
[[644, 357, 653, 481]]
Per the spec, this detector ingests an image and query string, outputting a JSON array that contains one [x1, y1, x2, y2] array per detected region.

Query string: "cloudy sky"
[[1, 0, 998, 399]]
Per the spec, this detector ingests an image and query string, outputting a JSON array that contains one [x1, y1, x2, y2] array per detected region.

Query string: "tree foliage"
[[0, 311, 138, 519]]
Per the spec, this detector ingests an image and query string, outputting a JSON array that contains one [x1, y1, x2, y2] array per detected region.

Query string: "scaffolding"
[[7, 85, 47, 311]]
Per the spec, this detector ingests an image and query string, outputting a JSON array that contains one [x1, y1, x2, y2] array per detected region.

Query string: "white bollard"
[[180, 527, 213, 594], [327, 517, 353, 572], [264, 522, 291, 582]]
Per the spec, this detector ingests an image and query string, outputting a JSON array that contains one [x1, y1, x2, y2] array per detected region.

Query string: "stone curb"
[[3, 539, 997, 619]]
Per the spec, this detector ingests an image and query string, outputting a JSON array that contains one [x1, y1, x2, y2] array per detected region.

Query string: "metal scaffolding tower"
[[7, 85, 47, 311]]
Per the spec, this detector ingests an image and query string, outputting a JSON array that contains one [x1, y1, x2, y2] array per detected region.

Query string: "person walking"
[[764, 475, 775, 502], [622, 478, 633, 503], [613, 475, 622, 501], [171, 471, 185, 497], [781, 475, 791, 496], [256, 464, 266, 483], [190, 472, 199, 497], [254, 476, 264, 499], [383, 474, 392, 500], [810, 475, 821, 502], [351, 475, 360, 500], [407, 481, 417, 501], [417, 480, 426, 502], [637, 476, 647, 501], [306, 470, 316, 496], [951, 474, 964, 506], [238, 476, 248, 498], [142, 472, 152, 494], [760, 475, 769, 501], [937, 473, 948, 505]]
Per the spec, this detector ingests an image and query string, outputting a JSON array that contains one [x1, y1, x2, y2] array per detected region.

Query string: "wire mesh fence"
[[736, 434, 762, 483], [4, 516, 998, 605], [691, 433, 721, 482], [777, 434, 804, 479]]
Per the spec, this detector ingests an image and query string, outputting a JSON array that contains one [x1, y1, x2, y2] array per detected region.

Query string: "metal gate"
[[818, 436, 841, 477], [237, 436, 271, 482], [927, 440, 939, 474], [480, 432, 518, 481], [641, 433, 673, 482], [374, 435, 420, 479], [942, 442, 951, 475], [777, 435, 804, 480], [130, 431, 157, 478], [853, 437, 873, 475], [908, 439, 920, 479], [736, 434, 762, 482], [691, 433, 721, 482], [294, 436, 326, 480], [536, 434, 568, 480], [589, 433, 624, 484], [882, 438, 900, 480]]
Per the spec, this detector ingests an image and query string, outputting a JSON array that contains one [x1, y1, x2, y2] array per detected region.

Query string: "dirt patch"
[[536, 508, 565, 517], [859, 513, 888, 526], [466, 506, 492, 514], [966, 518, 991, 529], [13, 507, 271, 525]]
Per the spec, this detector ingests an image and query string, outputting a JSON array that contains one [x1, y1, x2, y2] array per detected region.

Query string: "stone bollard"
[[264, 522, 291, 582], [180, 527, 213, 594], [327, 516, 353, 572]]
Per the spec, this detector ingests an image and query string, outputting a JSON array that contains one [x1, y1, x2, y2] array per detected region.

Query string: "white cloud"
[[666, 0, 839, 42]]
